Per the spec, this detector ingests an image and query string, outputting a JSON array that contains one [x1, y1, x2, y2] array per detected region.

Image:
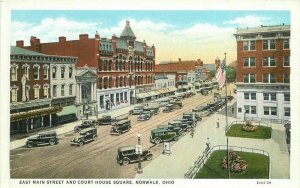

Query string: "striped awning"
[[57, 105, 78, 117]]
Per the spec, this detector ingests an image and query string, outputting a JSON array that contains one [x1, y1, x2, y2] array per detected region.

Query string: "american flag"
[[216, 58, 226, 89]]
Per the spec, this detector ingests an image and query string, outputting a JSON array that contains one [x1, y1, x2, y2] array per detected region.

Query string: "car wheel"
[[122, 158, 130, 165], [78, 141, 84, 147], [49, 139, 55, 146], [93, 135, 97, 141], [154, 138, 161, 145], [26, 142, 33, 148], [145, 155, 153, 161]]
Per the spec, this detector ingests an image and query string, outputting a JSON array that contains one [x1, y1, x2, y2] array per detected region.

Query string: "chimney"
[[79, 34, 89, 40], [178, 58, 181, 63], [95, 31, 100, 40], [59, 36, 66, 42], [30, 36, 40, 46], [16, 40, 24, 48]]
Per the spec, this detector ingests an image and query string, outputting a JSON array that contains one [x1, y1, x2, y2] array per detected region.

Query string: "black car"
[[110, 119, 131, 135], [25, 131, 59, 148], [150, 128, 179, 144], [74, 119, 97, 132], [169, 120, 192, 132], [183, 112, 202, 121], [163, 104, 174, 113], [157, 124, 184, 136], [137, 111, 152, 121], [113, 114, 129, 122], [70, 128, 97, 146], [98, 114, 112, 125], [116, 146, 153, 165]]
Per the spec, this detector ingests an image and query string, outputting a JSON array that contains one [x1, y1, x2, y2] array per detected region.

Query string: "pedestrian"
[[205, 137, 211, 153], [216, 118, 220, 128]]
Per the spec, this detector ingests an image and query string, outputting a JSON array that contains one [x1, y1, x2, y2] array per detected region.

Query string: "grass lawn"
[[226, 124, 272, 139], [195, 150, 269, 179]]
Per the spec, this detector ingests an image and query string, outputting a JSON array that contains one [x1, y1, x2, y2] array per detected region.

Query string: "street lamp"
[[136, 133, 143, 174]]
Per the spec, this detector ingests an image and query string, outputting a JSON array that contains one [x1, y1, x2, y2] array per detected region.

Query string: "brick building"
[[10, 46, 78, 134], [16, 21, 156, 113], [234, 25, 290, 122]]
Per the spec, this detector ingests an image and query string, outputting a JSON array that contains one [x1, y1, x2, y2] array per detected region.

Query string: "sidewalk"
[[10, 104, 137, 150], [135, 111, 290, 179]]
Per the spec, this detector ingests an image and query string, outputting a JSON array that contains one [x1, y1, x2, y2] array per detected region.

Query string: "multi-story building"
[[154, 73, 177, 98], [234, 24, 290, 122], [16, 21, 155, 113], [10, 46, 78, 133]]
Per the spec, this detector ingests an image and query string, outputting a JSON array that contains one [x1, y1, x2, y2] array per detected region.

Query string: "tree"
[[226, 66, 237, 83]]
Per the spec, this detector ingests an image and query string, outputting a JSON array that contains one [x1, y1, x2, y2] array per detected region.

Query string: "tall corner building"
[[234, 25, 290, 123]]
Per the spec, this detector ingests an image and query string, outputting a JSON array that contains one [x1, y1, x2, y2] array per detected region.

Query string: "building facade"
[[234, 25, 290, 122], [10, 46, 78, 133]]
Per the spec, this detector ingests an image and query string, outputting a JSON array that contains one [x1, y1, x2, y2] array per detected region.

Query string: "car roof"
[[118, 146, 135, 152], [116, 119, 130, 125], [39, 130, 57, 135], [102, 114, 111, 117], [80, 127, 96, 132], [157, 124, 170, 128], [152, 128, 167, 133]]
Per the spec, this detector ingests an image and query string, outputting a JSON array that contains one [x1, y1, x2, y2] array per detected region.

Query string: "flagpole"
[[224, 52, 230, 179]]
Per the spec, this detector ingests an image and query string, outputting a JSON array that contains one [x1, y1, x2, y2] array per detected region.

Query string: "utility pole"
[[136, 133, 143, 174]]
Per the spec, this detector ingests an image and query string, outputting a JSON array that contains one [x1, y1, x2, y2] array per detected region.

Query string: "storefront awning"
[[10, 106, 62, 122], [57, 105, 78, 117], [136, 93, 150, 99], [168, 87, 177, 92], [147, 91, 158, 97]]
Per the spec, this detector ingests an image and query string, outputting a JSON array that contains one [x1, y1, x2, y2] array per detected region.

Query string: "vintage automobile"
[[97, 114, 112, 125], [183, 112, 202, 122], [157, 124, 184, 136], [168, 120, 191, 133], [74, 119, 97, 132], [129, 105, 144, 115], [201, 89, 209, 96], [116, 146, 153, 165], [110, 119, 131, 135], [163, 104, 174, 113], [150, 128, 179, 144], [199, 110, 212, 117], [25, 131, 59, 148], [70, 127, 97, 146], [137, 111, 152, 121], [143, 103, 160, 115], [113, 114, 129, 122]]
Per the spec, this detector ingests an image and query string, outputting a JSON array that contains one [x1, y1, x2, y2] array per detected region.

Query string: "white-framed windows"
[[61, 66, 65, 79], [69, 67, 73, 78], [264, 106, 277, 116], [284, 93, 290, 102], [11, 88, 18, 102], [52, 66, 57, 79], [284, 107, 290, 117], [283, 39, 290, 49], [243, 57, 256, 67], [263, 74, 276, 83], [61, 84, 65, 96], [33, 85, 40, 99], [22, 64, 29, 79], [11, 65, 18, 81], [33, 65, 40, 80], [243, 40, 256, 51], [263, 57, 276, 67], [263, 39, 276, 50], [244, 93, 256, 100], [263, 93, 276, 101], [53, 85, 57, 97], [243, 74, 256, 83], [43, 85, 49, 98], [284, 74, 290, 83], [43, 65, 49, 79], [283, 56, 290, 67], [69, 84, 73, 95], [244, 105, 256, 114]]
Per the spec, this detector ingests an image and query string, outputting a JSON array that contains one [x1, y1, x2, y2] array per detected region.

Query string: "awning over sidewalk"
[[10, 106, 63, 122], [147, 91, 158, 97], [136, 93, 150, 99], [168, 87, 177, 92], [56, 105, 78, 117]]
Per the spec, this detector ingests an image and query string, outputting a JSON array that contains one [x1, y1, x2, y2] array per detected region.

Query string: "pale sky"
[[11, 10, 290, 64]]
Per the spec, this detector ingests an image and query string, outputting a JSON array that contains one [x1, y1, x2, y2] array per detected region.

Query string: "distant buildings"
[[234, 24, 290, 122]]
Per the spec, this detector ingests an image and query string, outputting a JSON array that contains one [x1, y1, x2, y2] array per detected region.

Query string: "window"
[[100, 96, 104, 108], [116, 93, 119, 104], [124, 76, 127, 87], [284, 74, 290, 83], [243, 74, 256, 83], [43, 86, 49, 98], [243, 57, 256, 67], [263, 74, 276, 83], [104, 60, 107, 71], [52, 67, 57, 79], [263, 39, 276, 50], [108, 60, 112, 71], [69, 67, 73, 78], [284, 107, 290, 117], [284, 56, 290, 67], [61, 85, 65, 96], [43, 65, 49, 79], [53, 85, 57, 97], [116, 77, 119, 88], [34, 86, 39, 99], [116, 61, 118, 71], [99, 59, 102, 71], [263, 57, 276, 67], [264, 107, 277, 115], [23, 66, 29, 79], [120, 92, 123, 102], [33, 66, 39, 80], [61, 67, 65, 79], [69, 84, 73, 95], [11, 66, 17, 81], [243, 40, 256, 51], [104, 77, 108, 89], [284, 93, 290, 102], [283, 39, 289, 49], [244, 105, 256, 114], [263, 93, 276, 101], [99, 78, 102, 89], [109, 77, 112, 88], [11, 88, 17, 102], [120, 76, 123, 87], [244, 93, 256, 100], [124, 92, 127, 102]]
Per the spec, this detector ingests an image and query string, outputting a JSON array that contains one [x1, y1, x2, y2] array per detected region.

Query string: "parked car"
[[157, 124, 184, 136], [201, 89, 209, 96], [98, 114, 112, 125], [163, 104, 174, 113], [169, 120, 191, 132], [110, 120, 131, 135], [183, 112, 202, 122], [129, 105, 144, 115], [70, 127, 97, 146], [74, 119, 97, 132], [150, 128, 179, 144], [116, 146, 153, 165], [199, 110, 212, 117], [143, 103, 160, 115], [25, 131, 59, 148], [137, 111, 152, 121], [113, 114, 129, 123]]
